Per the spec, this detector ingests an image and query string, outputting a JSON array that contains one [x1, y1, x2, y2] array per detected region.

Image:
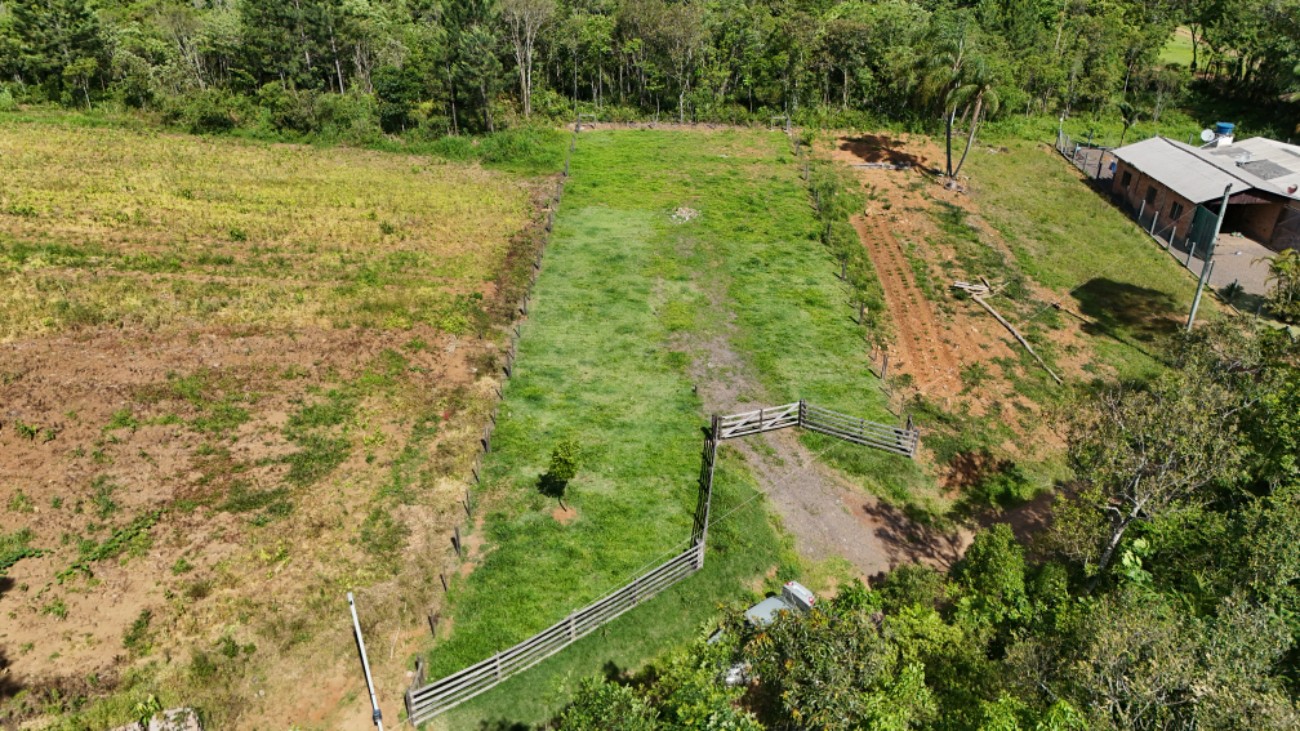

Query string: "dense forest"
[[2, 0, 1298, 138]]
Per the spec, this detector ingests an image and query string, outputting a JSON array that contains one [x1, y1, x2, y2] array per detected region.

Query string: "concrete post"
[[1187, 185, 1233, 331]]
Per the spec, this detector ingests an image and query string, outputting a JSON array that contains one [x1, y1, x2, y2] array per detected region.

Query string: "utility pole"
[[349, 593, 385, 731], [1187, 184, 1232, 331]]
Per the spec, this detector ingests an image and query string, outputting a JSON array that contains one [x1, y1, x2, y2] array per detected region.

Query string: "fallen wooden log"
[[952, 283, 1063, 385]]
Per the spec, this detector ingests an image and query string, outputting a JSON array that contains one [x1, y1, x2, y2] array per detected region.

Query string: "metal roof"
[[1113, 136, 1300, 203], [1209, 137, 1300, 195], [1113, 137, 1257, 203]]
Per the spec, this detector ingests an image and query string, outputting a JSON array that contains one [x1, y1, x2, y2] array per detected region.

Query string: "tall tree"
[[500, 0, 553, 117], [949, 57, 1001, 181], [9, 0, 106, 101], [1057, 368, 1245, 579]]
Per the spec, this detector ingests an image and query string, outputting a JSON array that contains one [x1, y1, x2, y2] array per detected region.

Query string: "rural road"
[[690, 332, 969, 580]]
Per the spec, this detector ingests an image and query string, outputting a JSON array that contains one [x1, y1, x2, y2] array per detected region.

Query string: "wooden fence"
[[716, 400, 919, 459], [405, 544, 702, 724], [799, 402, 919, 457], [401, 120, 921, 724]]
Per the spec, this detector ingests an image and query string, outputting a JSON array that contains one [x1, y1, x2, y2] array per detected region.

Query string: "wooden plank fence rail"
[[715, 401, 919, 459], [405, 545, 701, 724], [716, 402, 801, 439], [799, 402, 918, 457]]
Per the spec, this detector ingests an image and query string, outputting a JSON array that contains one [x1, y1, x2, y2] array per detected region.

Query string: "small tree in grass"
[[1263, 249, 1300, 323], [540, 438, 582, 509]]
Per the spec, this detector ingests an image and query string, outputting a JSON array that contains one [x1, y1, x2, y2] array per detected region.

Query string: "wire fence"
[[1056, 132, 1116, 181]]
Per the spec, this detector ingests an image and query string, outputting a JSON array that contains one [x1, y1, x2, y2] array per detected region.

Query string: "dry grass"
[[0, 122, 530, 340], [0, 116, 541, 729]]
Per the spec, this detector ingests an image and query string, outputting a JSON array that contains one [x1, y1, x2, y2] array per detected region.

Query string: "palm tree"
[[1263, 249, 1300, 323], [1116, 100, 1143, 147], [949, 59, 1000, 181], [918, 34, 969, 179]]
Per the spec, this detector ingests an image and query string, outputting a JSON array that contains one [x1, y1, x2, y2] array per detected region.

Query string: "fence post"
[[1138, 199, 1145, 225], [880, 353, 889, 381], [1186, 239, 1197, 268], [1150, 211, 1159, 236], [1167, 226, 1176, 251]]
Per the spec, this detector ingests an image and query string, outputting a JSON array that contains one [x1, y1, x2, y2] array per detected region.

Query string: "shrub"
[[163, 89, 251, 134], [315, 90, 380, 142], [256, 82, 318, 134], [477, 126, 566, 174]]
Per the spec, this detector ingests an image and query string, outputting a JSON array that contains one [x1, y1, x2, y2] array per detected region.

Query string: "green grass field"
[[425, 128, 924, 728], [1159, 26, 1196, 68], [967, 140, 1208, 382]]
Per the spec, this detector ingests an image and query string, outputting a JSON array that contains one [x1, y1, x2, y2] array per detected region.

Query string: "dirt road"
[[689, 329, 969, 579]]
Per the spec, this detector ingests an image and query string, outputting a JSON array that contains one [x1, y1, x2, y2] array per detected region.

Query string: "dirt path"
[[853, 213, 963, 394], [688, 331, 969, 579]]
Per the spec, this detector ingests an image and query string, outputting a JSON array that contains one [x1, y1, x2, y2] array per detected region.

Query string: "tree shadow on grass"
[[838, 135, 926, 168], [1072, 277, 1181, 357], [537, 473, 569, 507], [477, 720, 533, 731]]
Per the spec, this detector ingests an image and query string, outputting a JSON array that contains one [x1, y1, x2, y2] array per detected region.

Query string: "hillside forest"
[[2, 0, 1299, 138]]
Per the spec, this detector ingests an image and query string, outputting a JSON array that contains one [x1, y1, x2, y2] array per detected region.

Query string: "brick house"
[[1110, 136, 1300, 253]]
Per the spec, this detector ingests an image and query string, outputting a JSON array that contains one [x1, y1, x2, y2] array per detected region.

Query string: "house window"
[[1170, 202, 1184, 221], [1121, 170, 1132, 187], [1145, 186, 1158, 206]]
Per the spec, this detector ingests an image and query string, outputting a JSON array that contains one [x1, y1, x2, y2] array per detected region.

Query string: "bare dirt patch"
[[687, 320, 970, 580], [0, 325, 490, 722], [551, 505, 579, 524], [823, 132, 1092, 465], [828, 134, 1019, 406]]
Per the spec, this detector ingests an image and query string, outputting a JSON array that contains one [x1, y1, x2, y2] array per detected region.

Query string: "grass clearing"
[[966, 139, 1210, 383], [1159, 26, 1196, 68], [429, 128, 925, 728]]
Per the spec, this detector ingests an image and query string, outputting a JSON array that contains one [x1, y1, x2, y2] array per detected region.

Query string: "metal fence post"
[[1150, 211, 1159, 236]]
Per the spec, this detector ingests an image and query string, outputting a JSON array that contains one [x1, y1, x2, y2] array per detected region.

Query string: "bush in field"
[[478, 126, 565, 174], [163, 89, 251, 134], [539, 439, 582, 508], [256, 82, 318, 134], [0, 87, 18, 112]]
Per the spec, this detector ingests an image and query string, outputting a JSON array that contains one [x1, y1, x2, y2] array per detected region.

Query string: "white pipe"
[[349, 592, 385, 731]]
